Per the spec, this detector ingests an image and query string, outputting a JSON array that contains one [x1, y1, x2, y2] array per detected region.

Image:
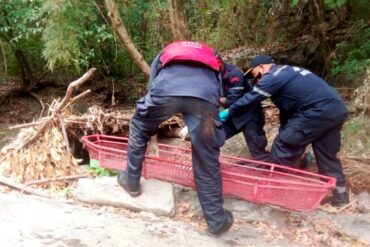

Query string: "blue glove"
[[219, 109, 229, 122]]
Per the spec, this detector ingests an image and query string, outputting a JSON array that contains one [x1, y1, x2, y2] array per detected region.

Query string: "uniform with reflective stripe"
[[228, 64, 348, 186], [221, 63, 268, 160]]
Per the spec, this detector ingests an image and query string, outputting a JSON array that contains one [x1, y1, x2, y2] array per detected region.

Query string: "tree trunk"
[[311, 0, 331, 76], [167, 0, 189, 40], [104, 0, 150, 77], [14, 48, 35, 91], [104, 0, 159, 156]]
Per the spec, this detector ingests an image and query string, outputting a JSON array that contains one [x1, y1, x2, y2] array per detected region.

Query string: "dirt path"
[[1, 185, 369, 247]]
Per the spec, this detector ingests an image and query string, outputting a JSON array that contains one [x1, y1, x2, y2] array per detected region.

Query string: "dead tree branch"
[[21, 68, 96, 149], [0, 175, 50, 198], [25, 173, 92, 186], [105, 0, 150, 77]]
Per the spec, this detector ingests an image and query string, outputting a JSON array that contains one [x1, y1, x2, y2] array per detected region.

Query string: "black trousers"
[[270, 113, 348, 186], [223, 118, 269, 160], [126, 95, 227, 230]]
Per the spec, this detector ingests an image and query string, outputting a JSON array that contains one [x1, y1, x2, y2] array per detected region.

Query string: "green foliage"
[[342, 115, 370, 156], [291, 0, 303, 7], [0, 0, 45, 77], [88, 159, 117, 177], [0, 0, 369, 99], [324, 0, 346, 9], [184, 0, 268, 49], [291, 0, 346, 9], [331, 25, 370, 81], [41, 0, 107, 71], [0, 1, 44, 45]]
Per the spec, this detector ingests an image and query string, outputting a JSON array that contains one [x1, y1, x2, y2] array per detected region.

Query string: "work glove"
[[219, 109, 229, 122]]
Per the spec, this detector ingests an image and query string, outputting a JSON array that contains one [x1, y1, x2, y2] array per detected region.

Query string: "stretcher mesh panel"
[[82, 134, 335, 212]]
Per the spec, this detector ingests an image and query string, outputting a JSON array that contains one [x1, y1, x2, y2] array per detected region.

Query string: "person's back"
[[149, 62, 220, 106], [264, 65, 347, 120]]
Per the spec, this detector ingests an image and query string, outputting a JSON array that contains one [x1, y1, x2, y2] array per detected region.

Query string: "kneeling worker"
[[219, 55, 349, 207]]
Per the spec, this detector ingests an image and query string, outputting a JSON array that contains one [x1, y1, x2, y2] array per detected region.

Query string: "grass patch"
[[342, 114, 370, 157]]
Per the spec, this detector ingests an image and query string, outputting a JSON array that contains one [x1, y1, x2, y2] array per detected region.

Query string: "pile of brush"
[[0, 126, 80, 189], [0, 69, 96, 192], [0, 68, 184, 194]]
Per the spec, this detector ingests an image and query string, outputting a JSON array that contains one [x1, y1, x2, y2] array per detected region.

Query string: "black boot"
[[207, 210, 234, 236], [117, 170, 142, 197], [331, 190, 349, 207]]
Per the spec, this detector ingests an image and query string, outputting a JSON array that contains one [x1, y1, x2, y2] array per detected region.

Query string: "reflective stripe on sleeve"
[[273, 65, 288, 76], [253, 87, 271, 97], [228, 87, 244, 90]]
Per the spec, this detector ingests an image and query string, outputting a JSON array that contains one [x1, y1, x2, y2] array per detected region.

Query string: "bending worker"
[[219, 55, 349, 207], [118, 41, 233, 236], [220, 62, 269, 160]]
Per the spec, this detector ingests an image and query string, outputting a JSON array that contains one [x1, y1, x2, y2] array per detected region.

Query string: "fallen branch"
[[0, 175, 50, 198], [21, 68, 96, 149], [9, 120, 45, 130], [8, 112, 131, 131], [63, 89, 91, 110], [25, 173, 92, 186]]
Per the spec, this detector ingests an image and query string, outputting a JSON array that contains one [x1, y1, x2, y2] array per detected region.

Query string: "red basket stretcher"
[[81, 134, 336, 212]]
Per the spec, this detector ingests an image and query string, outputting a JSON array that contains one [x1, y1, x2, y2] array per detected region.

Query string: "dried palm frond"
[[0, 125, 79, 189]]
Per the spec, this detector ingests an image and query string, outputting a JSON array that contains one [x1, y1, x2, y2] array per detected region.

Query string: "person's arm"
[[220, 64, 244, 108], [228, 74, 284, 117], [224, 71, 245, 108]]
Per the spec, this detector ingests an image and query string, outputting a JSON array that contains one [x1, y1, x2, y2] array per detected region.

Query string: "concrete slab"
[[75, 177, 175, 216]]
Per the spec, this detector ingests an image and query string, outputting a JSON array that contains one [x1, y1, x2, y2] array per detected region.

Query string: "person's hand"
[[219, 109, 229, 122]]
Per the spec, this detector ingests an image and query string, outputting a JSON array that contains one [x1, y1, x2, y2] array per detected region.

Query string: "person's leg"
[[270, 124, 308, 167], [120, 96, 176, 195], [271, 113, 349, 206], [181, 97, 233, 235], [312, 114, 348, 206], [242, 119, 269, 160], [222, 120, 238, 140]]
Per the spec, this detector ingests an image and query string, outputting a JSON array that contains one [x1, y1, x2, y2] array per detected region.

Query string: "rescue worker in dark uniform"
[[219, 55, 349, 207], [220, 62, 269, 160], [117, 41, 233, 236]]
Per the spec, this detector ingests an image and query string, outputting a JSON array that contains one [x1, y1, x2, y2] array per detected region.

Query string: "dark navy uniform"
[[127, 51, 229, 231], [221, 63, 268, 160], [228, 65, 348, 186]]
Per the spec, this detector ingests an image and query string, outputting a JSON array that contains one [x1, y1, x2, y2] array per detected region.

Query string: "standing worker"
[[118, 41, 233, 236], [220, 62, 269, 160], [219, 55, 349, 207]]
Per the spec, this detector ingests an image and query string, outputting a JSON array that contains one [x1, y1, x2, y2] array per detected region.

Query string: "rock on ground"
[[75, 177, 175, 216]]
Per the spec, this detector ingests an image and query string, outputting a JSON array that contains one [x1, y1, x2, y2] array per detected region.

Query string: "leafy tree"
[[0, 0, 369, 96], [0, 0, 44, 90]]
